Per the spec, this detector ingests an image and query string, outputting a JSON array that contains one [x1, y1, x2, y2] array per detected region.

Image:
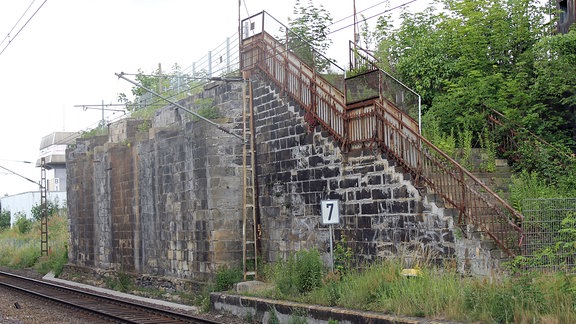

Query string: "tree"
[[288, 0, 334, 72], [531, 27, 576, 145], [0, 209, 10, 230], [375, 0, 550, 141], [31, 200, 59, 222]]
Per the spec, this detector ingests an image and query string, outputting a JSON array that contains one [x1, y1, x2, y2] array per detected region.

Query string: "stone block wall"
[[250, 74, 456, 267], [67, 82, 246, 281], [66, 74, 501, 285]]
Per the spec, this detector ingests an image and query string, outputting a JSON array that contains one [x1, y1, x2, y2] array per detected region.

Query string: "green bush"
[[0, 210, 10, 231], [294, 249, 323, 293], [214, 265, 243, 291], [271, 249, 325, 297], [35, 243, 68, 276], [15, 216, 32, 234], [105, 272, 133, 293], [31, 200, 59, 222]]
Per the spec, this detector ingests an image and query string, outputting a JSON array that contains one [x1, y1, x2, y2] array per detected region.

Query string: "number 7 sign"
[[321, 200, 340, 225]]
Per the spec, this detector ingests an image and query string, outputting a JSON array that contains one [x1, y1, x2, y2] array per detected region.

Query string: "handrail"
[[240, 11, 524, 257], [371, 99, 523, 255], [242, 31, 346, 142]]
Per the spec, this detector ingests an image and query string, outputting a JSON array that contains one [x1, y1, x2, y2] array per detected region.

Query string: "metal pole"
[[40, 157, 48, 256], [329, 224, 334, 272], [208, 51, 212, 78], [115, 72, 245, 142], [227, 37, 231, 73], [101, 99, 105, 128]]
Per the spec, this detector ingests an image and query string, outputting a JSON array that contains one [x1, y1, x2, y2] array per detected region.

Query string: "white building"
[[1, 132, 79, 226], [2, 191, 67, 226]]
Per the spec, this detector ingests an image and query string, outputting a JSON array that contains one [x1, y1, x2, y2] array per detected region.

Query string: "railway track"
[[0, 270, 222, 323]]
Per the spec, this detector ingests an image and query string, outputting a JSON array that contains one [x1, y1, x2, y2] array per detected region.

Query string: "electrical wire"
[[0, 0, 36, 48], [331, 0, 391, 26], [0, 0, 48, 57], [53, 0, 416, 147], [328, 0, 417, 36]]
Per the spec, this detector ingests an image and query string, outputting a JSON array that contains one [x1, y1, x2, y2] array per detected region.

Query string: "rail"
[[240, 11, 524, 256], [241, 11, 346, 142], [369, 99, 523, 255], [0, 271, 218, 323]]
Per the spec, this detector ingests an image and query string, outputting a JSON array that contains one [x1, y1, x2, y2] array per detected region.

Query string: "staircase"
[[239, 11, 524, 257]]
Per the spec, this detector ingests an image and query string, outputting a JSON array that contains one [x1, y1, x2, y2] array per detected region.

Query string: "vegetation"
[[235, 248, 576, 323], [0, 207, 68, 276], [288, 0, 334, 72], [373, 0, 575, 166], [214, 265, 243, 291], [117, 64, 204, 113], [0, 209, 11, 230], [31, 200, 60, 222]]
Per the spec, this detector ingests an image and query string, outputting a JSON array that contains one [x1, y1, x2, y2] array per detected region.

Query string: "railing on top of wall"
[[240, 11, 346, 142], [240, 11, 524, 256]]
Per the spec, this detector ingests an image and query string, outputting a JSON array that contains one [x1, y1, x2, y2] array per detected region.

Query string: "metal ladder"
[[242, 77, 258, 281], [40, 157, 49, 256]]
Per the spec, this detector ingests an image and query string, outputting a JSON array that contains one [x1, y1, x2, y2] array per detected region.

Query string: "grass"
[[0, 212, 69, 276], [3, 211, 576, 323], [248, 251, 576, 323]]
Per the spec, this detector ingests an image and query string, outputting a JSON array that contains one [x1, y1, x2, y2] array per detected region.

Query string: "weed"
[[267, 306, 279, 324], [214, 265, 243, 291], [333, 235, 353, 275], [244, 311, 254, 323], [105, 272, 133, 293]]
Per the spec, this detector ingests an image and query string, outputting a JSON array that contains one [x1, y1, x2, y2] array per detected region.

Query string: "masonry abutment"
[[66, 74, 503, 295]]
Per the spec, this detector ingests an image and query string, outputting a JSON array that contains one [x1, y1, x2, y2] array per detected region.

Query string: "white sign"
[[321, 200, 339, 225]]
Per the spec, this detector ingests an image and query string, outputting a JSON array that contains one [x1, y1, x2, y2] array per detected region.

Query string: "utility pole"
[[74, 102, 126, 129], [158, 63, 162, 94], [40, 158, 48, 256], [0, 159, 47, 255], [353, 0, 359, 44]]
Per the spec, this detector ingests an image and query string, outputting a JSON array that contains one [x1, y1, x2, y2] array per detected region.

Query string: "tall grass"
[[257, 251, 576, 323], [0, 213, 68, 276]]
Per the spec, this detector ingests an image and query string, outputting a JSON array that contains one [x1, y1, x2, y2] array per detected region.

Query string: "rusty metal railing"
[[375, 100, 523, 255], [241, 11, 346, 141], [240, 11, 524, 256]]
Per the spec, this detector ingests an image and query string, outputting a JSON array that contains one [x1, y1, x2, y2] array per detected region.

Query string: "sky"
[[0, 0, 431, 196]]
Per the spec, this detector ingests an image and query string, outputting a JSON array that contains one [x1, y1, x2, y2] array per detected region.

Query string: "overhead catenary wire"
[[0, 0, 48, 57], [0, 0, 36, 48], [116, 72, 245, 142], [330, 0, 392, 26], [328, 0, 417, 35], [52, 1, 417, 149]]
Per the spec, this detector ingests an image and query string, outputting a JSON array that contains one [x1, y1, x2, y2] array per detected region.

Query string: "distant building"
[[1, 131, 79, 226], [558, 0, 576, 34], [2, 191, 67, 226], [36, 132, 80, 191]]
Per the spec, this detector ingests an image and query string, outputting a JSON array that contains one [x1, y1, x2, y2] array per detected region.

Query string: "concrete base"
[[234, 280, 271, 293]]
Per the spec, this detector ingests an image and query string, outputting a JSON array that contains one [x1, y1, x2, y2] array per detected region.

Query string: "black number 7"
[[326, 203, 334, 220]]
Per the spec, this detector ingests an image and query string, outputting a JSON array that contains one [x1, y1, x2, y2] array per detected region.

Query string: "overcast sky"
[[0, 0, 430, 196]]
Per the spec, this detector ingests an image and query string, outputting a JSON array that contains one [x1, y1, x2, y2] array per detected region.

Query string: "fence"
[[348, 42, 421, 132], [521, 198, 576, 272], [135, 32, 241, 109]]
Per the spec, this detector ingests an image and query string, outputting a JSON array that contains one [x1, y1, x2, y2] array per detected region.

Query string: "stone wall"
[[250, 74, 456, 267], [66, 75, 500, 287], [67, 82, 246, 281]]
